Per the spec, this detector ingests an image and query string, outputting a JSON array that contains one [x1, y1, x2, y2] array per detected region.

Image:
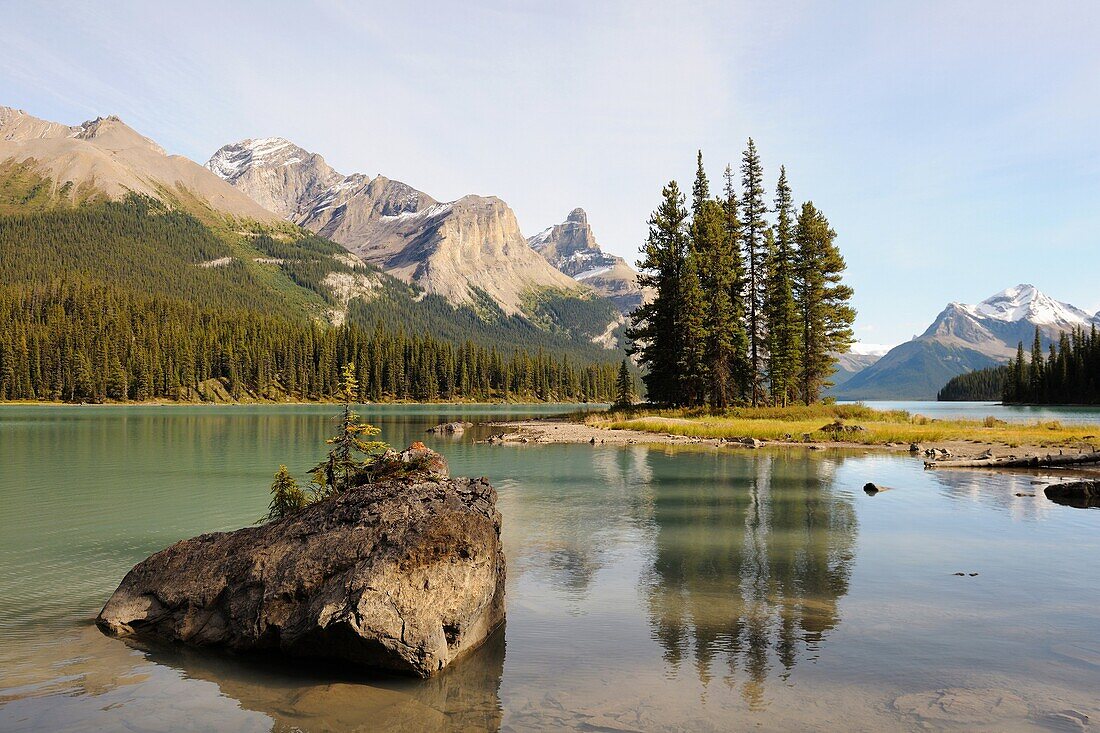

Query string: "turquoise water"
[[1, 405, 1098, 731]]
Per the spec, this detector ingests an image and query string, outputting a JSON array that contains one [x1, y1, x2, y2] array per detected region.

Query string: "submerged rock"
[[96, 445, 505, 678], [1044, 480, 1100, 509], [426, 421, 472, 435]]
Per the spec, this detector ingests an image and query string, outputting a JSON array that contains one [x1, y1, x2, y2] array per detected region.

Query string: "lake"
[[856, 400, 1100, 425], [1, 404, 1098, 732]]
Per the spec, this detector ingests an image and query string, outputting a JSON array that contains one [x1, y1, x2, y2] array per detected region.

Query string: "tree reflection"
[[643, 450, 857, 708]]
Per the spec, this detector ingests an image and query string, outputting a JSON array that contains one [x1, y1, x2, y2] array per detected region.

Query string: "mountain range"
[[833, 285, 1100, 400], [206, 137, 644, 327], [0, 106, 628, 362]]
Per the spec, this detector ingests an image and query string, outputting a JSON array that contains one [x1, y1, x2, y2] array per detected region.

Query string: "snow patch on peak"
[[528, 226, 554, 248], [961, 284, 1094, 327], [207, 137, 303, 180]]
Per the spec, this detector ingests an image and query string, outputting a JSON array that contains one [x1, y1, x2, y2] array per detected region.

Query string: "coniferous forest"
[[628, 143, 856, 407], [936, 326, 1100, 405], [0, 279, 618, 402], [1002, 326, 1100, 405], [0, 196, 621, 403], [937, 365, 1010, 401]]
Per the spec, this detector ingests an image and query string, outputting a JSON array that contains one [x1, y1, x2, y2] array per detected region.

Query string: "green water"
[[1, 405, 1098, 732]]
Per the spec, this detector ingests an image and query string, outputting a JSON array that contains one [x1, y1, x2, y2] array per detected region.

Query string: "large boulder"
[[96, 446, 505, 678]]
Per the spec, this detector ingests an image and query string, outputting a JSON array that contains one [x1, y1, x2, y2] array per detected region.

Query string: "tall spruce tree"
[[628, 181, 689, 405], [721, 165, 751, 405], [614, 358, 634, 408], [764, 167, 801, 406], [793, 202, 855, 404], [740, 139, 768, 405], [689, 152, 735, 407], [677, 251, 709, 406], [1029, 326, 1044, 400]]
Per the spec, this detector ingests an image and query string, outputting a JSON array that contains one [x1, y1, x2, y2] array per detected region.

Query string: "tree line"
[[1003, 325, 1100, 405], [0, 279, 621, 403], [937, 365, 1009, 401], [628, 142, 855, 407]]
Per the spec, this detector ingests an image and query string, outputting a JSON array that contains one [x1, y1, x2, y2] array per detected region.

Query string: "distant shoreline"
[[484, 405, 1100, 464]]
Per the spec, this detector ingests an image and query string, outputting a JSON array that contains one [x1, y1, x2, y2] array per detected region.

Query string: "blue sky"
[[2, 0, 1098, 347]]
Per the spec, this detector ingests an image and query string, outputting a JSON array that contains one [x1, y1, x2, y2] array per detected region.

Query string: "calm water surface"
[[856, 400, 1100, 425], [1, 404, 1098, 732]]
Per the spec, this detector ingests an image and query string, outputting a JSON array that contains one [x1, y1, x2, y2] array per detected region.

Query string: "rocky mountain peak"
[[527, 208, 649, 315], [207, 137, 342, 219], [75, 115, 166, 155], [1, 106, 278, 221], [1, 106, 82, 141], [962, 284, 1096, 328], [208, 139, 588, 316]]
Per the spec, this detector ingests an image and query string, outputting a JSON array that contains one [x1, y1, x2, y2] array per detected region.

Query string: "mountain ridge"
[[0, 106, 279, 222], [527, 207, 649, 315], [207, 137, 595, 319], [834, 284, 1099, 400]]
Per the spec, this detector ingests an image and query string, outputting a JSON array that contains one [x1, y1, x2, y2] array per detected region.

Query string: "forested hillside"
[[937, 366, 1010, 401], [0, 191, 623, 403], [0, 280, 617, 402], [938, 327, 1100, 405]]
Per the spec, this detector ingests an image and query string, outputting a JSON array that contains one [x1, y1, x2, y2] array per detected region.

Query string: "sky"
[[2, 0, 1098, 347]]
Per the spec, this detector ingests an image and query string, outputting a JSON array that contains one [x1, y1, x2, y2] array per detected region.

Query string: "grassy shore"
[[585, 403, 1099, 448]]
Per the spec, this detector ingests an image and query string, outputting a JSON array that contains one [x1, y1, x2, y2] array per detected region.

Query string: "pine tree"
[[1029, 326, 1044, 401], [677, 251, 709, 405], [614, 359, 634, 408], [740, 139, 768, 405], [764, 167, 801, 406], [793, 202, 855, 404], [689, 152, 736, 407], [721, 165, 751, 404], [628, 181, 689, 405], [310, 363, 389, 496], [263, 465, 309, 522]]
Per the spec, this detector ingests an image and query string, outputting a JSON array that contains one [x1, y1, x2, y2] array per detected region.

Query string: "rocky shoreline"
[[482, 417, 1100, 468]]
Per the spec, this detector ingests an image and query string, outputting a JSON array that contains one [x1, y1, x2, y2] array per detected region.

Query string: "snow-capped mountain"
[[957, 284, 1097, 329], [527, 208, 648, 314], [833, 284, 1099, 400], [207, 138, 593, 318]]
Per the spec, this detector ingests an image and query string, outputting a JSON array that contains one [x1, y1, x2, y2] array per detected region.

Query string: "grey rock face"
[[528, 208, 650, 315], [96, 447, 505, 678], [207, 137, 343, 219], [207, 140, 584, 315]]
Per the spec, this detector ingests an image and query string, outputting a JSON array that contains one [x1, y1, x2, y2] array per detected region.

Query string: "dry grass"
[[585, 404, 1099, 448]]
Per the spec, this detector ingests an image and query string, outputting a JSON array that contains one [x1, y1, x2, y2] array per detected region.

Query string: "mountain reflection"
[[643, 450, 857, 708]]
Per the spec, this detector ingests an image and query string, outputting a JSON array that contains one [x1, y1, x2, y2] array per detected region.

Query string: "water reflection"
[[136, 627, 506, 733], [0, 624, 505, 733], [643, 451, 857, 708]]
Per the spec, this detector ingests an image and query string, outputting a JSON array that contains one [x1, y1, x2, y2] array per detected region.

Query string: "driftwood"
[[925, 451, 1100, 470]]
